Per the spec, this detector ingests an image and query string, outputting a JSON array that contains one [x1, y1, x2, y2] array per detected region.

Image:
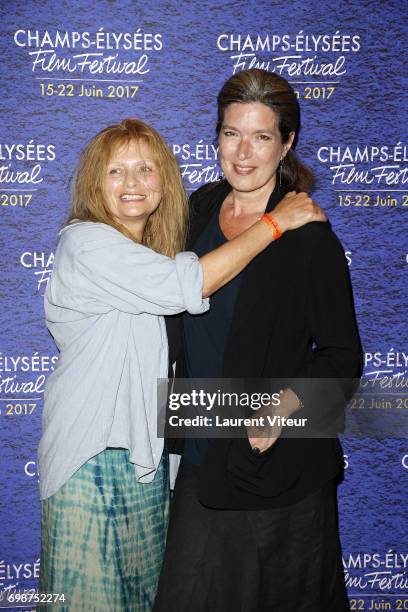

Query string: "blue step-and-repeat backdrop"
[[0, 0, 407, 610]]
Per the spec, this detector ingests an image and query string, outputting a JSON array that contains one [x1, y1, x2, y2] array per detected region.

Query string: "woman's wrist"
[[277, 388, 303, 417], [260, 213, 284, 240]]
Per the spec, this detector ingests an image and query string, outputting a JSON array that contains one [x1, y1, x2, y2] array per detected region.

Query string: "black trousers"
[[153, 459, 350, 612]]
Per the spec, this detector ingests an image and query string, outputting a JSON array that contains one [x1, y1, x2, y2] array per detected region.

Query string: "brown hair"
[[68, 118, 188, 258], [216, 69, 314, 192]]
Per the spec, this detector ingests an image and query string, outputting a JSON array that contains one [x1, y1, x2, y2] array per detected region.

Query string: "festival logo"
[[20, 251, 54, 293], [344, 349, 408, 441], [364, 349, 408, 381], [171, 141, 221, 190], [0, 558, 40, 604], [0, 353, 58, 417], [24, 460, 39, 480], [13, 28, 163, 100], [343, 550, 408, 609], [0, 141, 56, 210], [317, 144, 408, 209], [216, 31, 362, 101], [353, 349, 408, 419]]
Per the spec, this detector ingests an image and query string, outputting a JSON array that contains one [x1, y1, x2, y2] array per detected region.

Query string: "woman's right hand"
[[271, 191, 326, 234], [200, 192, 326, 297]]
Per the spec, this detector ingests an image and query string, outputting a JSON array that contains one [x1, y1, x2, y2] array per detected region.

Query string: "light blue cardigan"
[[39, 221, 209, 499]]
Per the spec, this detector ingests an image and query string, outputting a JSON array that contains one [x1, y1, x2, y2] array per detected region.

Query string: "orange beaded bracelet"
[[260, 214, 283, 240]]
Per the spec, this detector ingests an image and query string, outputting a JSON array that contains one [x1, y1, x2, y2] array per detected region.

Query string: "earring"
[[279, 157, 284, 187]]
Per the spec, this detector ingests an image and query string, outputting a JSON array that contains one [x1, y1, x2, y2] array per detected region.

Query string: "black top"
[[167, 180, 363, 510], [183, 206, 242, 464]]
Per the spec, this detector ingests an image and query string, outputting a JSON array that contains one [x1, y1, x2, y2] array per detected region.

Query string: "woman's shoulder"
[[58, 221, 127, 251], [294, 219, 340, 244], [292, 221, 347, 265]]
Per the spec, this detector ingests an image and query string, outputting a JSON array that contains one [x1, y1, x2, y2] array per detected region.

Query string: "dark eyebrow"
[[221, 124, 274, 134]]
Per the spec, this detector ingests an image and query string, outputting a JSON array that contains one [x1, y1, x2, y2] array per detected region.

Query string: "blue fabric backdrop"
[[0, 1, 407, 609]]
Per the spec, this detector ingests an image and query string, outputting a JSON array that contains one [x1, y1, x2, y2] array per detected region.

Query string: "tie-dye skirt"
[[40, 449, 169, 611]]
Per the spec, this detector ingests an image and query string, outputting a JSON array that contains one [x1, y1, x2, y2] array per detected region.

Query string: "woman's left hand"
[[247, 388, 301, 454], [247, 414, 282, 453]]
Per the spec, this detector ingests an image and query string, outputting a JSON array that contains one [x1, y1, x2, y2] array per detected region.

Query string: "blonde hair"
[[68, 118, 188, 257]]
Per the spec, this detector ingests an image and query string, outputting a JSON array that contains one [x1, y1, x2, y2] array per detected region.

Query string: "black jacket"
[[167, 180, 362, 509]]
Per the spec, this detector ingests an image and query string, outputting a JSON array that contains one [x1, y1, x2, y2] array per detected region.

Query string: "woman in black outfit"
[[154, 69, 362, 612]]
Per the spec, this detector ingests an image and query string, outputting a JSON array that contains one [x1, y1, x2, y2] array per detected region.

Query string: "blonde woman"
[[39, 118, 324, 611]]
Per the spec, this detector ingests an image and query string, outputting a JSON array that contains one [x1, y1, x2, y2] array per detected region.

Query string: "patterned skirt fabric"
[[40, 449, 169, 612]]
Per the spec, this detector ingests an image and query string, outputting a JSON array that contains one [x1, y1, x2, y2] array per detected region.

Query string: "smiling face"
[[103, 139, 163, 238], [218, 101, 294, 198]]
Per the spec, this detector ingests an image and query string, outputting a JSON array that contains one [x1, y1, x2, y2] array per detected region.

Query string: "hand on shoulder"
[[271, 191, 327, 234]]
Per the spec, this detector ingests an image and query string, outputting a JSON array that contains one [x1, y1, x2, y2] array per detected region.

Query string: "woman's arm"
[[65, 192, 324, 317], [288, 225, 363, 411], [200, 191, 324, 296], [248, 224, 362, 452]]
